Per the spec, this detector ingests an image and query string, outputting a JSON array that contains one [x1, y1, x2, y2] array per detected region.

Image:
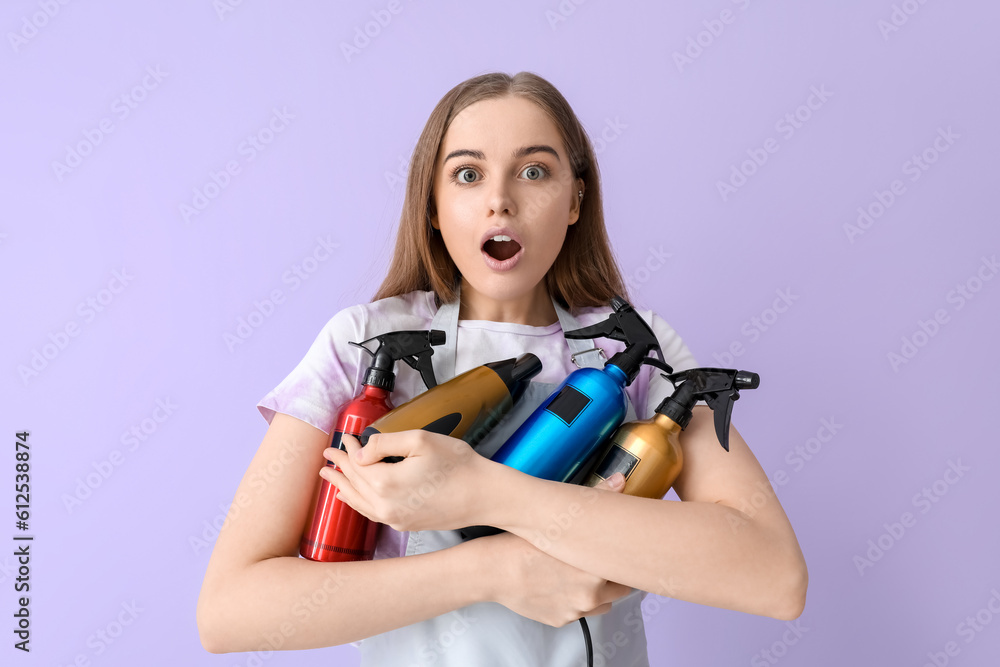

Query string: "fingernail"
[[609, 473, 624, 488]]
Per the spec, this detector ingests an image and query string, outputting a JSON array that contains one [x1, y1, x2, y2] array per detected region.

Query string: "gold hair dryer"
[[360, 354, 542, 462]]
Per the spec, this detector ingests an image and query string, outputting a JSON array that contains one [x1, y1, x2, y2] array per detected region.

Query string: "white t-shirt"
[[255, 289, 699, 658]]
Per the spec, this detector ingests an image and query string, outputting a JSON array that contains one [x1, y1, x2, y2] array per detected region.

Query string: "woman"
[[197, 71, 808, 666]]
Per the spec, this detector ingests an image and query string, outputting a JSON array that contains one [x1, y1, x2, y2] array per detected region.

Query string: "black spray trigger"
[[351, 329, 445, 393], [564, 295, 663, 385], [654, 367, 759, 452], [563, 317, 627, 343], [402, 353, 438, 390], [642, 357, 674, 375], [704, 389, 739, 452], [349, 339, 376, 359]]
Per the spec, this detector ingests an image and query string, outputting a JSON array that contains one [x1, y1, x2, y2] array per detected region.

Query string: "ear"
[[568, 178, 584, 226], [429, 202, 440, 230], [428, 187, 440, 230]]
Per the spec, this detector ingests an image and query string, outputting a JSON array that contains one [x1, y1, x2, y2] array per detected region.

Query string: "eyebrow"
[[443, 145, 562, 164]]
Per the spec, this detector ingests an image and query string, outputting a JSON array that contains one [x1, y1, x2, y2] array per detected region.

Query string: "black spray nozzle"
[[484, 353, 543, 404], [655, 368, 760, 452], [349, 329, 446, 392], [563, 295, 665, 385]]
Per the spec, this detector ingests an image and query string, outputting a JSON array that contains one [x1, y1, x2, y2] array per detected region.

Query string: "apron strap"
[[428, 291, 460, 383], [552, 298, 607, 370]]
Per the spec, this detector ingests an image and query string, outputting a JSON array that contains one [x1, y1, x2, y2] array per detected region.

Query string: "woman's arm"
[[479, 406, 808, 620], [196, 413, 493, 652]]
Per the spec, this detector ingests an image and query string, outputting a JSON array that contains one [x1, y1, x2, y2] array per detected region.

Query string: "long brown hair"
[[371, 71, 631, 312]]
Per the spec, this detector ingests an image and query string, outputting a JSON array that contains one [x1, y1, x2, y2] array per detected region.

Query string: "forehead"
[[441, 96, 564, 155]]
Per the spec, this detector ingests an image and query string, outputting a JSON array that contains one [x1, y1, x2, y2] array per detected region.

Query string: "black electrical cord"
[[579, 617, 593, 667]]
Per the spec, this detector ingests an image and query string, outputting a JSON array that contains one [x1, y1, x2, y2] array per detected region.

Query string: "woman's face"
[[430, 95, 583, 309]]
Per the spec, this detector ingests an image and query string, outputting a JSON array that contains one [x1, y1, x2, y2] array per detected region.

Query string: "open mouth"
[[482, 234, 523, 261]]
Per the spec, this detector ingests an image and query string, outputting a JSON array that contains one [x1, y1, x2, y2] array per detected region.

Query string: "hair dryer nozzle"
[[484, 354, 543, 405], [511, 353, 543, 382]]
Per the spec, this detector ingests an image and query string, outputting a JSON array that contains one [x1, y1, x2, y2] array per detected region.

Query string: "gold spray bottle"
[[585, 368, 760, 499]]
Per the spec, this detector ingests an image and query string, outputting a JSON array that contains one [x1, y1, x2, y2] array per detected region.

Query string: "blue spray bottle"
[[488, 296, 672, 479], [459, 296, 672, 544]]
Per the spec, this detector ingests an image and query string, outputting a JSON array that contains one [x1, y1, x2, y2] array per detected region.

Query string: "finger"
[[319, 465, 376, 521], [338, 433, 361, 460], [353, 431, 420, 466], [323, 437, 378, 501], [323, 443, 350, 470], [342, 432, 379, 465], [594, 473, 626, 493]]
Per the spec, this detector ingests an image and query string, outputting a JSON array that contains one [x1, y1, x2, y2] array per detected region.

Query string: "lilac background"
[[2, 1, 998, 665]]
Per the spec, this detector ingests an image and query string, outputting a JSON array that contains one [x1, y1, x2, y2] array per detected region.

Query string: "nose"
[[487, 179, 516, 217]]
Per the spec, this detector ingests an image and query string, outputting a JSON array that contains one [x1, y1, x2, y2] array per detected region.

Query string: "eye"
[[521, 164, 548, 181], [453, 167, 479, 184]]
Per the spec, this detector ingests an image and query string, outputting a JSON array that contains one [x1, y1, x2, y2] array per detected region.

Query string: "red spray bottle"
[[299, 329, 444, 562]]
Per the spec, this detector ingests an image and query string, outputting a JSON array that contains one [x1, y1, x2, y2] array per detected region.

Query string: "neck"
[[457, 279, 558, 326]]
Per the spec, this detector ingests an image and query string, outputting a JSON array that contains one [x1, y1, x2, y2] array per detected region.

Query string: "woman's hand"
[[480, 474, 636, 628], [320, 430, 492, 532]]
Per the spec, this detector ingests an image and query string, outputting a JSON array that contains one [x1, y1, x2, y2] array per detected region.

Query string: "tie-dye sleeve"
[[256, 304, 366, 435]]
